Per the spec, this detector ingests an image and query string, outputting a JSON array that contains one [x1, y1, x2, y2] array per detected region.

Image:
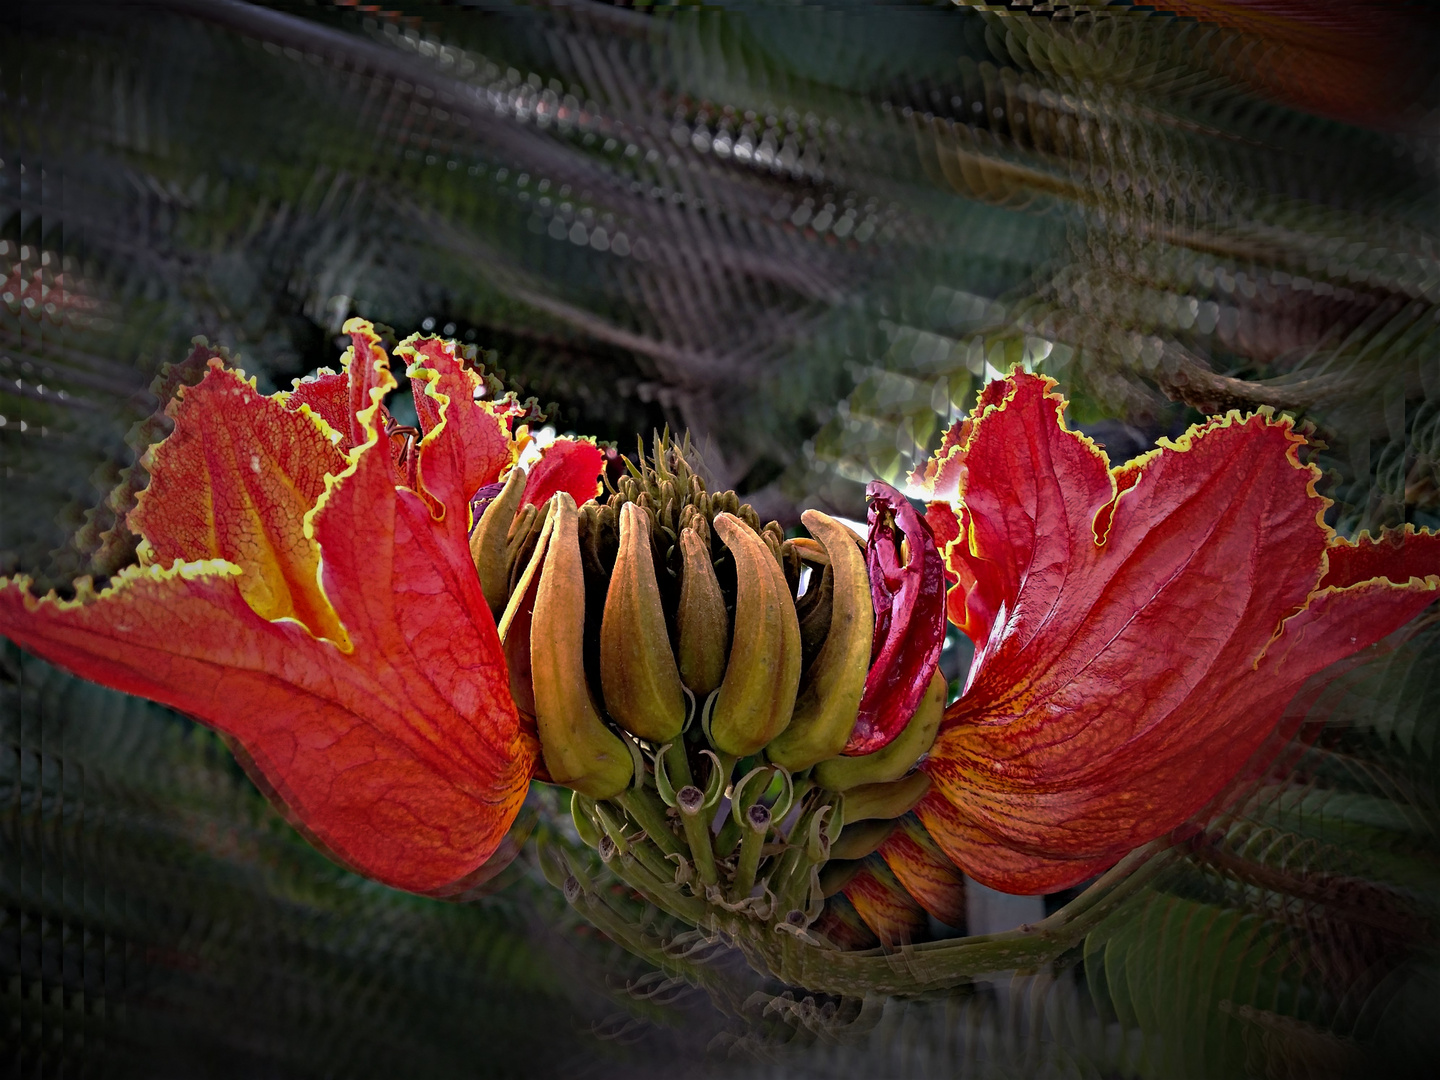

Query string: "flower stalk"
[[675, 785, 719, 888], [729, 802, 770, 903]]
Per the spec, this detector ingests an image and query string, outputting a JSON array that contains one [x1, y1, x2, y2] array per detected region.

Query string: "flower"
[[0, 320, 603, 894], [914, 372, 1440, 895]]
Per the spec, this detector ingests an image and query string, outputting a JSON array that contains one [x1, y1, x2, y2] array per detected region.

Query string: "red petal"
[[813, 894, 880, 951], [520, 438, 604, 508], [844, 482, 947, 755], [283, 369, 352, 443], [841, 856, 929, 947], [923, 502, 961, 588], [877, 815, 968, 928], [398, 335, 515, 512], [1320, 526, 1440, 592], [915, 789, 1116, 896], [281, 323, 392, 452], [0, 332, 533, 894], [341, 321, 392, 451], [130, 361, 347, 644], [921, 372, 1439, 893]]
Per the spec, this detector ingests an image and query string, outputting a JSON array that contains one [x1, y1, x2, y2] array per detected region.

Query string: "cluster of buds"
[[471, 438, 949, 939]]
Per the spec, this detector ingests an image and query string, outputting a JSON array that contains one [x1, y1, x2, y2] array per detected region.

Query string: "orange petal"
[[914, 789, 1116, 896], [813, 893, 880, 951], [878, 815, 968, 929], [842, 856, 930, 947], [130, 360, 347, 645], [922, 372, 1440, 893]]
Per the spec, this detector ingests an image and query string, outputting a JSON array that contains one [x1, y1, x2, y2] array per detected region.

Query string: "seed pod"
[[531, 493, 633, 799], [707, 513, 801, 757], [760, 522, 785, 574], [507, 500, 537, 544], [814, 669, 946, 792], [470, 466, 528, 616], [600, 502, 686, 742], [766, 510, 876, 771], [676, 526, 729, 696]]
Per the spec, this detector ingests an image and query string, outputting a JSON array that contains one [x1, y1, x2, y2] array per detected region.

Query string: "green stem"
[[703, 753, 736, 829], [606, 841, 711, 927], [753, 841, 1178, 996], [713, 813, 742, 860], [729, 803, 771, 902], [593, 802, 631, 856], [676, 785, 718, 888], [663, 738, 693, 790], [624, 837, 680, 892], [562, 877, 756, 1019], [616, 789, 684, 858], [770, 801, 821, 917]]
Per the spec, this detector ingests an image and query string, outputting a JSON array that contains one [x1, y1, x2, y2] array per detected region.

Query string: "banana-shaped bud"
[[837, 770, 932, 825], [531, 492, 634, 799], [675, 526, 729, 696], [766, 511, 876, 771], [796, 561, 834, 669], [707, 513, 802, 758], [761, 521, 786, 571], [813, 670, 946, 791], [830, 819, 898, 862], [504, 503, 541, 594], [819, 859, 863, 899], [470, 466, 528, 615], [496, 501, 556, 721], [600, 502, 686, 742]]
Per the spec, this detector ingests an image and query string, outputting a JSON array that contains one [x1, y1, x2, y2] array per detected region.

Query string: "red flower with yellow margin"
[[0, 320, 603, 894], [914, 372, 1440, 895]]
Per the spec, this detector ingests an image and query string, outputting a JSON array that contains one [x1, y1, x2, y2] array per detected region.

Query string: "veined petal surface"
[[921, 372, 1440, 893], [0, 321, 533, 894]]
